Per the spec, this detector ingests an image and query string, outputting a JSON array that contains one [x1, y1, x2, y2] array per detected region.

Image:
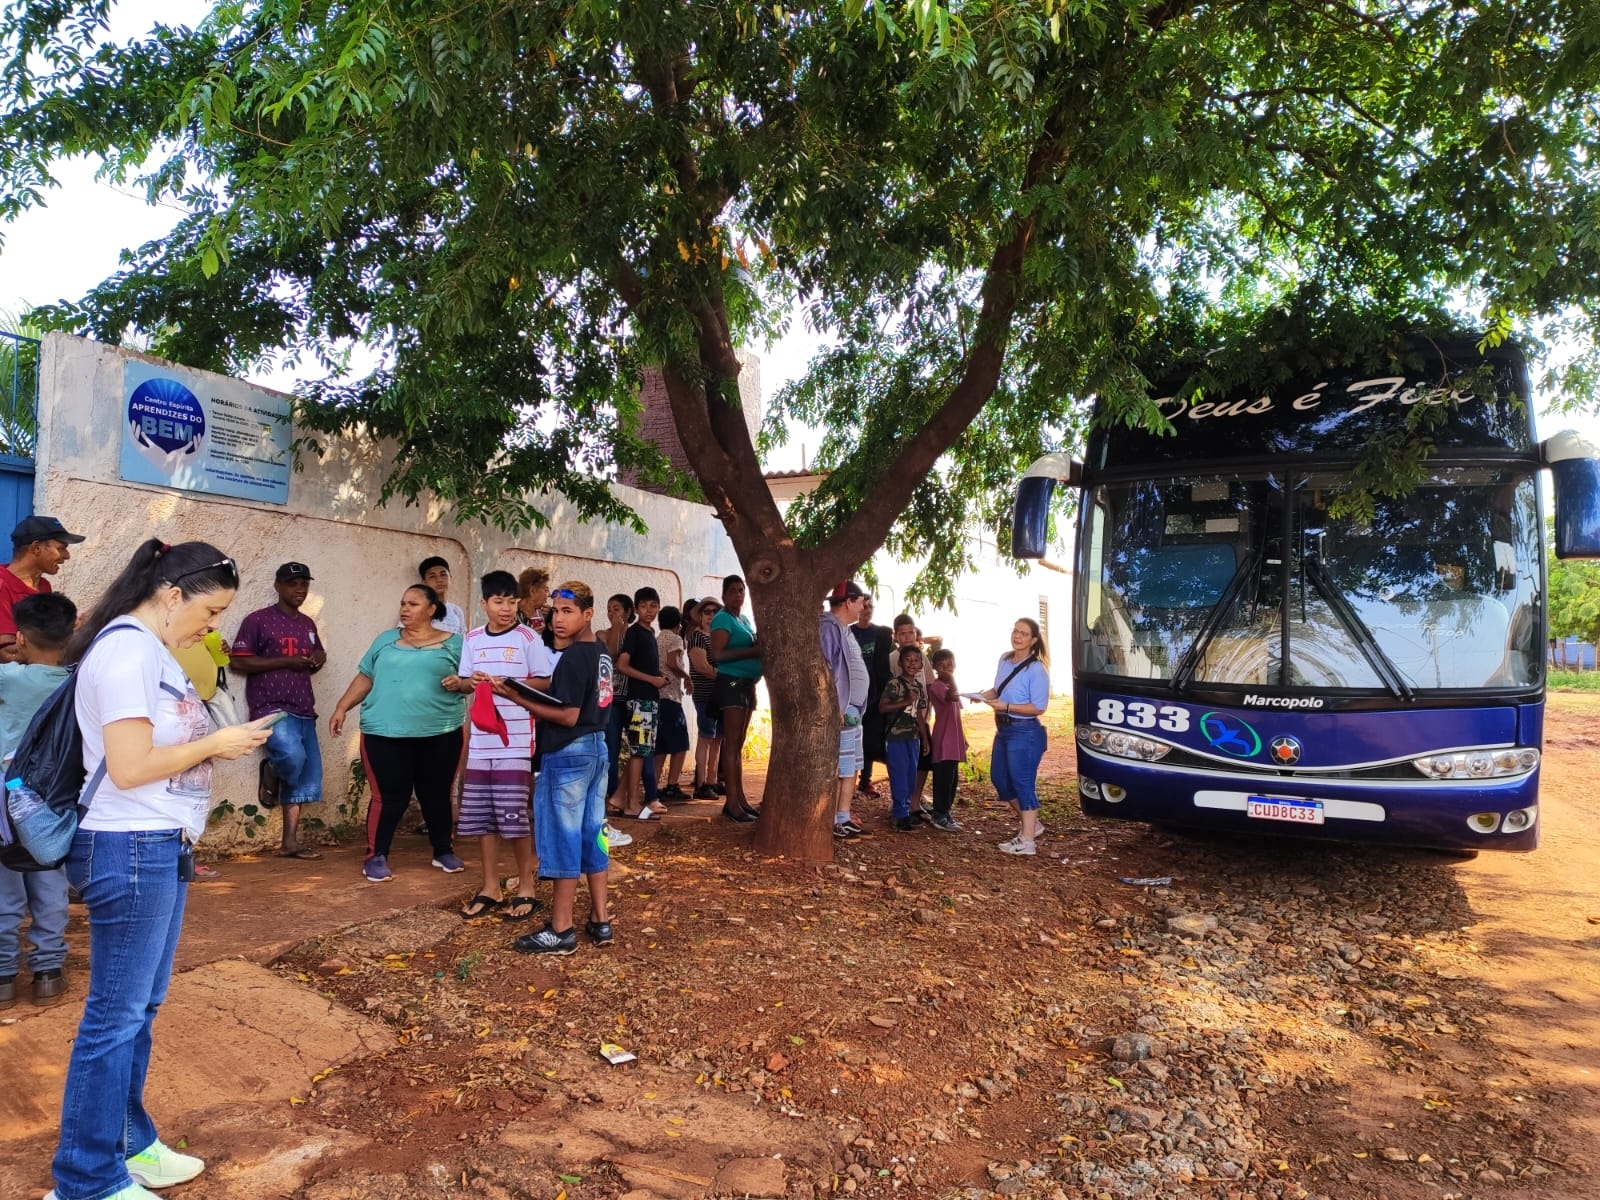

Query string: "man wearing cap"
[[229, 562, 329, 859], [0, 516, 85, 661], [821, 580, 870, 839]]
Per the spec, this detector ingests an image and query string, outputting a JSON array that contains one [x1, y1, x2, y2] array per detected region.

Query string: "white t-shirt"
[[458, 622, 557, 759], [656, 629, 688, 704], [433, 602, 466, 636], [76, 617, 214, 840]]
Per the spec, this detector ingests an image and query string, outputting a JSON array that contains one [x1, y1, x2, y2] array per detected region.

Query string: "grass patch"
[[1548, 670, 1600, 692]]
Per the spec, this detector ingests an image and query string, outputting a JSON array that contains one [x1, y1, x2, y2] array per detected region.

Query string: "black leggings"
[[361, 729, 463, 860]]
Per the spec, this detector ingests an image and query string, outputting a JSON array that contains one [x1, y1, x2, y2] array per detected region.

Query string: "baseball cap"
[[10, 515, 86, 547], [828, 579, 867, 603], [275, 561, 314, 582]]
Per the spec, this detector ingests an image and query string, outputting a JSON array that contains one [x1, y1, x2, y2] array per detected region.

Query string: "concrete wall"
[[34, 334, 743, 849]]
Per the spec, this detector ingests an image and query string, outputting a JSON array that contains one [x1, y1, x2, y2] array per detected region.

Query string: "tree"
[[5, 1, 1600, 859]]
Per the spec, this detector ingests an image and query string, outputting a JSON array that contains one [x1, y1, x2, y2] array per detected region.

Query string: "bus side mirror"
[[1544, 431, 1600, 558], [1012, 453, 1082, 559]]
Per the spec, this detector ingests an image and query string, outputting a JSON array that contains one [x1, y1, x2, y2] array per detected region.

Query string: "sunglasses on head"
[[171, 557, 239, 586], [551, 587, 581, 601]]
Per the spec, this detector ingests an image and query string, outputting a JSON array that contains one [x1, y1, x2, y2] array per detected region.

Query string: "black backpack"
[[0, 624, 140, 872]]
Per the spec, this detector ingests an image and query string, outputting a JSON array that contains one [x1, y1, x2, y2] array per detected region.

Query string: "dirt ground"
[[2, 697, 1598, 1200]]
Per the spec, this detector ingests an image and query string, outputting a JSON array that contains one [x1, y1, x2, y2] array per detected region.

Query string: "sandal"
[[460, 894, 501, 919], [193, 863, 221, 880], [275, 847, 323, 860], [500, 895, 542, 921]]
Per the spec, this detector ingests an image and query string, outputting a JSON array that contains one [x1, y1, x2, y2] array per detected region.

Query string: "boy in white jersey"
[[444, 570, 556, 921]]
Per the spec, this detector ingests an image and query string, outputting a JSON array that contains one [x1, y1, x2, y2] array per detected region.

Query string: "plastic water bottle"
[[6, 778, 45, 823]]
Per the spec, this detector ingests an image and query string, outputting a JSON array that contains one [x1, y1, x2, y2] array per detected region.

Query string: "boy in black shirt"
[[616, 585, 667, 819], [493, 581, 615, 954]]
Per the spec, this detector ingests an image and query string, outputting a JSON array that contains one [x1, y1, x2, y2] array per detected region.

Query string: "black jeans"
[[361, 728, 463, 859], [931, 760, 959, 817]]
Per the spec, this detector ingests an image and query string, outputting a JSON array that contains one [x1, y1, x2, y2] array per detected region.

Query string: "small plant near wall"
[[208, 796, 267, 838], [299, 758, 368, 846]]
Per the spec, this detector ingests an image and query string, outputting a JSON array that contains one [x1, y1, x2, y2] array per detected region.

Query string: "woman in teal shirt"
[[329, 584, 466, 882], [709, 574, 762, 822]]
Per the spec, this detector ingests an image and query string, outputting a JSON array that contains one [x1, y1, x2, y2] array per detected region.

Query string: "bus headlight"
[[1078, 725, 1171, 762], [1102, 783, 1127, 803], [1413, 747, 1539, 779], [1079, 777, 1102, 800], [1502, 806, 1537, 832], [1467, 812, 1502, 833]]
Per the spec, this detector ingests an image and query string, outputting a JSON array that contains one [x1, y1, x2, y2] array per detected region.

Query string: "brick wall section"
[[621, 353, 762, 493]]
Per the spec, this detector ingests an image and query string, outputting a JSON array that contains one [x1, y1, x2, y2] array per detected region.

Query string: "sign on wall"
[[119, 360, 291, 504]]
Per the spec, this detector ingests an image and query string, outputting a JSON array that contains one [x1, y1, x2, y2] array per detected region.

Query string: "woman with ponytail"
[[328, 583, 466, 883], [49, 539, 272, 1200]]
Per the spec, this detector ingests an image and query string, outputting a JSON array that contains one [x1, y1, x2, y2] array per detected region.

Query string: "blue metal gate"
[[0, 331, 39, 547]]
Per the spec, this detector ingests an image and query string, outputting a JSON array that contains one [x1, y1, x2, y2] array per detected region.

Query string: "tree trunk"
[[745, 565, 841, 863]]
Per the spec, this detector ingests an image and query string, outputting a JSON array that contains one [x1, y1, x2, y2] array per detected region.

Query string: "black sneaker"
[[833, 822, 860, 840], [840, 819, 864, 836], [931, 813, 963, 832], [585, 919, 614, 945], [894, 816, 921, 832], [693, 784, 719, 800], [512, 923, 578, 955]]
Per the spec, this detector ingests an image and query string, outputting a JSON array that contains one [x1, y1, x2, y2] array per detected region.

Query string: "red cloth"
[[469, 681, 510, 745], [0, 567, 50, 637]]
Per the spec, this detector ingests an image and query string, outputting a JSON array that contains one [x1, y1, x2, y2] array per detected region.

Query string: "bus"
[[1012, 339, 1600, 852]]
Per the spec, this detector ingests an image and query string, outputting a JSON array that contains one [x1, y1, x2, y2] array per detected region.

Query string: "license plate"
[[1247, 796, 1325, 825]]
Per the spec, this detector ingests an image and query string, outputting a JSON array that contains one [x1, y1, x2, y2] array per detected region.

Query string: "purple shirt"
[[231, 606, 323, 720]]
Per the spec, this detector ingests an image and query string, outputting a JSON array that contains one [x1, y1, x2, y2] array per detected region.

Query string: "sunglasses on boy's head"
[[552, 587, 578, 600]]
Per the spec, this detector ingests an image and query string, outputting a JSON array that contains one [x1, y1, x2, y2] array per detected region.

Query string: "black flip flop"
[[499, 895, 543, 922], [275, 847, 322, 860], [460, 894, 501, 919]]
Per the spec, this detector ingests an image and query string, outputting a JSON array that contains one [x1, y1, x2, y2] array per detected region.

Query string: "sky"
[[1, 0, 1595, 461]]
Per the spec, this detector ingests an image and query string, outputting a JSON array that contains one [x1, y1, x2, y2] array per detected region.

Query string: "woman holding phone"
[[329, 584, 466, 883], [48, 540, 272, 1200]]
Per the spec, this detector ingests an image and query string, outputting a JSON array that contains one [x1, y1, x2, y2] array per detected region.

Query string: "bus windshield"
[[1077, 468, 1543, 692]]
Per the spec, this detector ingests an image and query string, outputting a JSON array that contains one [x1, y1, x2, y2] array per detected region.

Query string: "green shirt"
[[355, 629, 465, 738], [0, 661, 71, 763], [710, 610, 762, 680]]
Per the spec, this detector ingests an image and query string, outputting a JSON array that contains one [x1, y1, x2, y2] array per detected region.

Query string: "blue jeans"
[[265, 714, 323, 805], [885, 737, 920, 819], [0, 862, 70, 975], [53, 828, 187, 1200], [991, 720, 1047, 811], [533, 731, 608, 879]]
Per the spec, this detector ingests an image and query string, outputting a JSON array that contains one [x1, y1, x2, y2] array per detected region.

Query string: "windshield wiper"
[[1302, 555, 1414, 701], [1172, 549, 1262, 690]]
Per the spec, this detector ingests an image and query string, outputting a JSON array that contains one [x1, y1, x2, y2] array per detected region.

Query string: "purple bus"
[[1013, 340, 1600, 851]]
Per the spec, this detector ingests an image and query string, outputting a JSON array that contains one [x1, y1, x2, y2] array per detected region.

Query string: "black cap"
[[10, 515, 86, 547], [275, 561, 314, 583], [828, 579, 867, 604]]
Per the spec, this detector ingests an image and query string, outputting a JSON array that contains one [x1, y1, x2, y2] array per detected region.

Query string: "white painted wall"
[[33, 334, 743, 848]]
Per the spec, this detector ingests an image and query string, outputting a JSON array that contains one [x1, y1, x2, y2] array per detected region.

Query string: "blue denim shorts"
[[693, 696, 721, 739], [532, 731, 609, 879], [836, 723, 863, 777]]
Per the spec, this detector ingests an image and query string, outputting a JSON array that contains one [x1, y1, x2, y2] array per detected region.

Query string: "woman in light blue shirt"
[[329, 584, 465, 882], [978, 618, 1050, 855]]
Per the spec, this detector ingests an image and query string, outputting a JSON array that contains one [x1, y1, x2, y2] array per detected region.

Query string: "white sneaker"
[[47, 1188, 161, 1200], [603, 822, 633, 848], [1034, 819, 1047, 837], [126, 1138, 205, 1188], [999, 836, 1037, 856]]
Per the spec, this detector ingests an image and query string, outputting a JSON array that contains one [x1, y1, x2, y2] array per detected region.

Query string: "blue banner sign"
[[119, 360, 291, 505]]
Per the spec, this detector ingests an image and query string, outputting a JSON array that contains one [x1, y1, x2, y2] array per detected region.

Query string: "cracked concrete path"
[[0, 839, 465, 1198]]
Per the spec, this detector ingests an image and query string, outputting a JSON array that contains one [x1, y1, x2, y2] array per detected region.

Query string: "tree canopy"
[[6, 0, 1600, 855]]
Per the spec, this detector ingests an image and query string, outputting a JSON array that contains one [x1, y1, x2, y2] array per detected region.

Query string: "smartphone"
[[253, 711, 289, 728]]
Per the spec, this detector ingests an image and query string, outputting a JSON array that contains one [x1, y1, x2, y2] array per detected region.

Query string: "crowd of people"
[[0, 511, 1053, 1200]]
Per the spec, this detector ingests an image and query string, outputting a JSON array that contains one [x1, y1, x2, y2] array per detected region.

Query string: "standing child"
[[617, 586, 667, 819], [0, 593, 77, 1007], [419, 555, 467, 636], [654, 606, 692, 799], [879, 644, 931, 832], [926, 648, 968, 832], [445, 571, 557, 922], [494, 581, 614, 955]]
